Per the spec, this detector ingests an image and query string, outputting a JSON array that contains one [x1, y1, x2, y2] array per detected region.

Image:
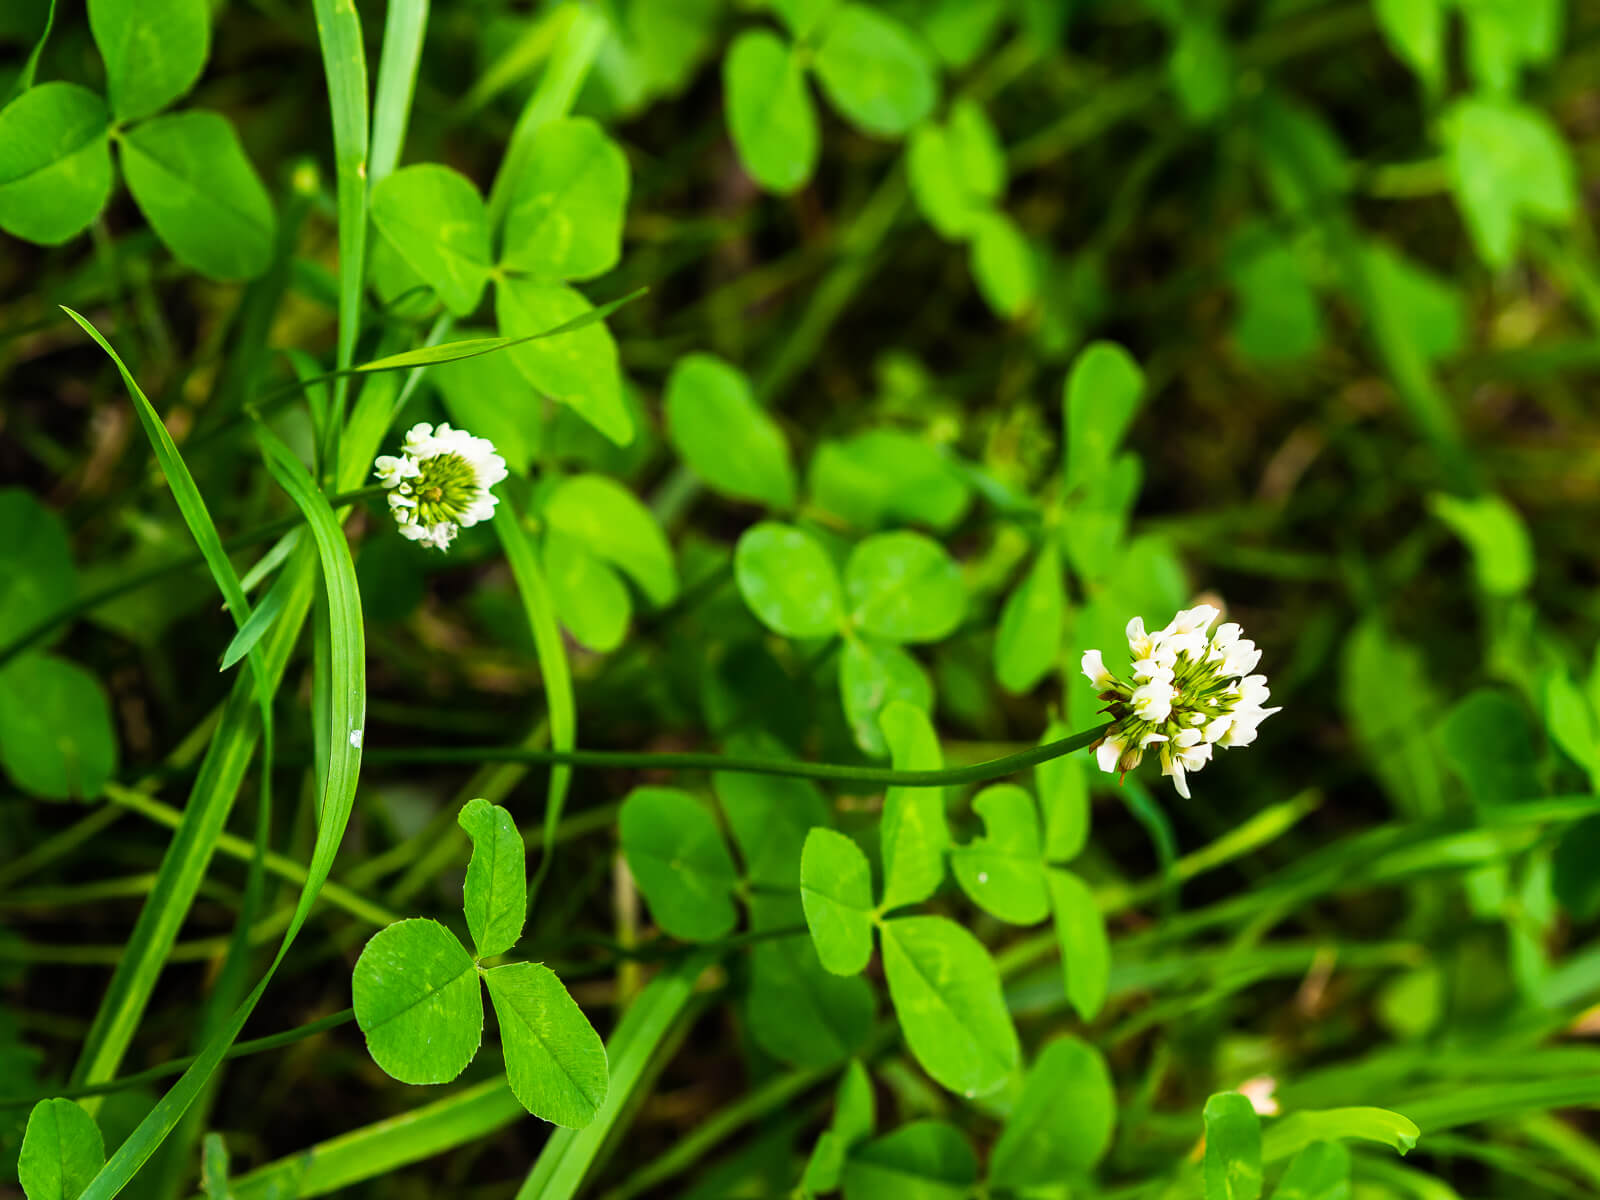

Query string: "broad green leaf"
[[950, 784, 1048, 924], [920, 0, 1005, 69], [723, 30, 818, 195], [800, 827, 876, 975], [0, 653, 117, 800], [496, 277, 631, 445], [0, 488, 75, 633], [619, 786, 739, 941], [1359, 240, 1464, 368], [544, 530, 631, 654], [501, 117, 629, 281], [845, 531, 965, 644], [1545, 671, 1600, 777], [878, 701, 948, 910], [543, 474, 678, 606], [746, 937, 875, 1068], [734, 522, 843, 639], [808, 430, 972, 532], [1060, 451, 1142, 581], [1341, 621, 1444, 818], [969, 211, 1036, 319], [1036, 724, 1089, 862], [0, 83, 112, 244], [19, 1099, 104, 1200], [371, 164, 491, 315], [715, 766, 829, 888], [836, 1058, 876, 1145], [1048, 867, 1110, 1021], [1444, 97, 1577, 268], [1437, 688, 1540, 806], [989, 1036, 1115, 1189], [1261, 1107, 1419, 1162], [1461, 0, 1561, 94], [88, 0, 208, 121], [1229, 231, 1322, 362], [1253, 93, 1351, 216], [1205, 1092, 1263, 1200], [839, 636, 932, 758], [1270, 1141, 1351, 1200], [665, 353, 796, 508], [351, 919, 483, 1085], [994, 543, 1064, 693], [880, 916, 1018, 1097], [907, 102, 1003, 240], [1427, 492, 1533, 596], [1375, 0, 1444, 90], [813, 5, 937, 138], [457, 798, 527, 959], [841, 1121, 976, 1200], [482, 962, 608, 1128], [1064, 341, 1144, 493], [1169, 18, 1231, 122], [120, 110, 276, 280]]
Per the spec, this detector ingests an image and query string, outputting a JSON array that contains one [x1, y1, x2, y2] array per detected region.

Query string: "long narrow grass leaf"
[[369, 0, 428, 186]]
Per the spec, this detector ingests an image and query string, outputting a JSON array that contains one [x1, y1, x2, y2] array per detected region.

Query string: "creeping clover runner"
[[1082, 605, 1279, 798], [374, 422, 508, 550]]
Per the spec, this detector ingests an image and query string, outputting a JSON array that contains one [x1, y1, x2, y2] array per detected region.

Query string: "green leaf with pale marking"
[[371, 164, 491, 315], [801, 827, 876, 975], [482, 962, 608, 1128], [746, 936, 875, 1068], [735, 522, 843, 639], [1205, 1091, 1263, 1200], [840, 636, 932, 758], [989, 1037, 1115, 1189], [841, 1121, 976, 1200], [19, 1098, 104, 1200], [501, 117, 629, 281], [0, 83, 112, 245], [0, 653, 118, 800], [994, 543, 1064, 694], [878, 700, 949, 910], [120, 109, 276, 280], [665, 353, 796, 508], [543, 529, 631, 654], [814, 5, 938, 137], [200, 1132, 230, 1200], [619, 786, 739, 941], [723, 30, 817, 195], [543, 474, 678, 606], [457, 798, 527, 959], [880, 915, 1018, 1097], [496, 277, 631, 445], [88, 0, 208, 121], [845, 530, 965, 644], [1064, 340, 1144, 492], [1269, 1141, 1351, 1200], [351, 919, 483, 1085], [950, 785, 1048, 924], [1048, 867, 1110, 1020]]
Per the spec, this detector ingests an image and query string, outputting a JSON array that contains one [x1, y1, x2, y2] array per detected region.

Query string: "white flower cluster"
[[1081, 604, 1279, 799], [374, 422, 508, 551]]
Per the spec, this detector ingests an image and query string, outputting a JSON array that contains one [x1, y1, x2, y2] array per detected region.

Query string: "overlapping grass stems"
[[4, 1, 1600, 1198]]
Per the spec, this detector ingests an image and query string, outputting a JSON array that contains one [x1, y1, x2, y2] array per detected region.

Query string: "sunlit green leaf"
[[950, 784, 1048, 924], [840, 636, 933, 758], [735, 522, 844, 639], [878, 700, 948, 910], [371, 163, 491, 315], [1444, 96, 1576, 268], [969, 211, 1036, 319], [665, 353, 796, 508], [501, 117, 629, 281], [994, 543, 1064, 694], [457, 797, 527, 960], [0, 83, 112, 245], [1261, 1107, 1419, 1162], [1205, 1091, 1263, 1200], [813, 5, 937, 138], [841, 1121, 976, 1200], [88, 0, 208, 121], [543, 528, 631, 654], [351, 919, 483, 1085], [1048, 867, 1110, 1021], [19, 1098, 104, 1200], [482, 962, 608, 1128], [0, 652, 118, 800], [808, 430, 972, 532], [543, 474, 678, 606], [801, 827, 876, 975], [1270, 1140, 1351, 1200], [1427, 491, 1533, 596], [989, 1036, 1115, 1189], [496, 277, 631, 445], [1374, 0, 1444, 90], [724, 30, 818, 194], [1064, 341, 1144, 493], [845, 531, 965, 644], [1036, 724, 1090, 862]]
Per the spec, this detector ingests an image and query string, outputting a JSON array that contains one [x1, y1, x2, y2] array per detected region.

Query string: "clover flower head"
[[1080, 604, 1280, 798], [373, 422, 508, 551]]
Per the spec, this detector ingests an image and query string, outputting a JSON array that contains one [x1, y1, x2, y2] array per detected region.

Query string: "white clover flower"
[[1236, 1075, 1281, 1117], [1084, 603, 1279, 796], [373, 422, 508, 551]]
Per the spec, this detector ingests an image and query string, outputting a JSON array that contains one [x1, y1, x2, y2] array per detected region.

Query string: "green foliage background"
[[2, 0, 1600, 1197]]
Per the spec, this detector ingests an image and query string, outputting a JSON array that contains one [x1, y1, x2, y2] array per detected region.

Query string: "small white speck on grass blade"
[[349, 729, 363, 748]]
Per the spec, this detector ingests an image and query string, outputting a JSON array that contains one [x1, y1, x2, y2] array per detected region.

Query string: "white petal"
[[1203, 715, 1233, 743], [1081, 649, 1112, 688], [1095, 736, 1124, 774], [1131, 680, 1174, 723]]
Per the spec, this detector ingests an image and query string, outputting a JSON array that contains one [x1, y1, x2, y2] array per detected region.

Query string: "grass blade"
[[369, 0, 428, 186]]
